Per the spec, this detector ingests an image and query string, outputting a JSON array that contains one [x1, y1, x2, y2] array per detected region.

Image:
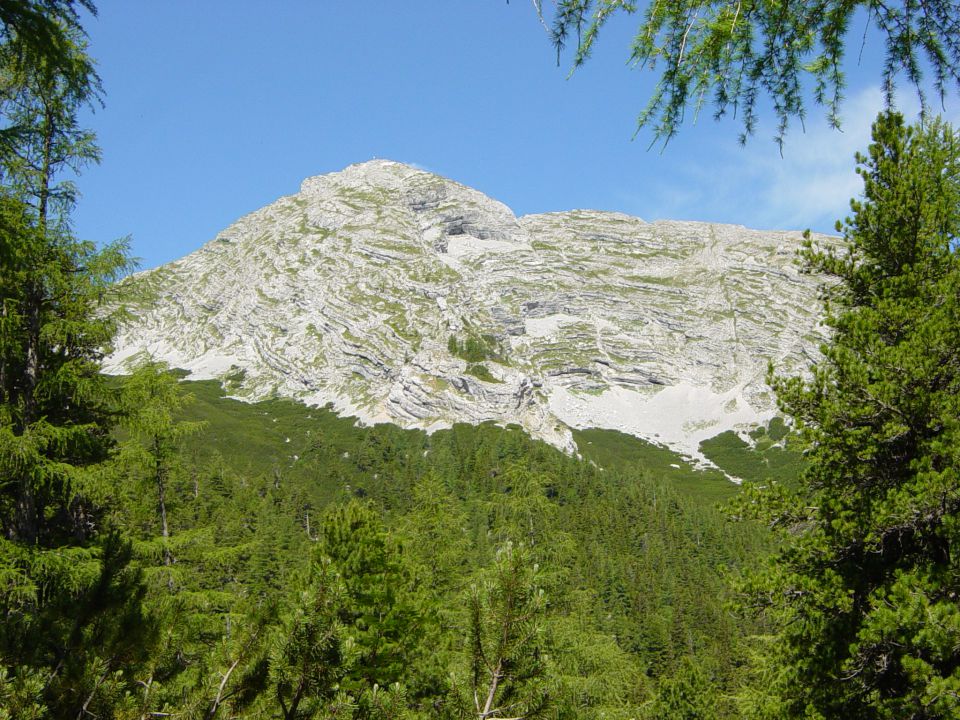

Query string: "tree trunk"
[[279, 676, 306, 720], [155, 438, 172, 567], [14, 281, 42, 543], [12, 100, 55, 545], [0, 300, 7, 406]]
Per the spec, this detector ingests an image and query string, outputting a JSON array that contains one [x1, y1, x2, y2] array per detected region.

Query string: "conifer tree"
[[399, 471, 469, 592], [739, 112, 960, 719], [450, 543, 550, 720], [0, 1, 96, 86], [120, 360, 205, 568], [0, 4, 148, 716], [268, 557, 354, 720], [0, 1, 124, 545], [319, 501, 425, 697], [648, 658, 718, 720]]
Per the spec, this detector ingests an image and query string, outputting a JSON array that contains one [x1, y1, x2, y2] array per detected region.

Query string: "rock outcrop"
[[107, 160, 828, 460]]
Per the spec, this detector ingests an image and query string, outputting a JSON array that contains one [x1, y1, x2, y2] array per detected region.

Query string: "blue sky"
[[72, 2, 959, 270]]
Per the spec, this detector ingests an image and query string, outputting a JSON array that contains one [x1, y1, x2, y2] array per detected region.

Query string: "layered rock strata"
[[107, 160, 828, 460]]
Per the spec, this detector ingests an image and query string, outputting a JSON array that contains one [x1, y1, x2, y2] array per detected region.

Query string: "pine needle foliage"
[[319, 501, 427, 698], [543, 0, 960, 146], [736, 111, 960, 719], [0, 4, 151, 717], [119, 360, 206, 568], [450, 543, 551, 720]]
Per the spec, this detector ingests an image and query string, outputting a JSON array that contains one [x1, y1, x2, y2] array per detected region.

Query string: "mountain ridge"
[[107, 160, 829, 463]]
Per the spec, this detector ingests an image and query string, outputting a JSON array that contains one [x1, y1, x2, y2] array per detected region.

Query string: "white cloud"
[[743, 87, 913, 230], [626, 86, 958, 233]]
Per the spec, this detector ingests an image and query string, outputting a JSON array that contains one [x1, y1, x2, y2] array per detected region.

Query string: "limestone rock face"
[[107, 160, 828, 460]]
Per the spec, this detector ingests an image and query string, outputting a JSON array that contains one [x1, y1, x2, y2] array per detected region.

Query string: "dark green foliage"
[[573, 427, 737, 503], [447, 332, 506, 364], [0, 2, 777, 718], [0, 0, 124, 541], [319, 501, 426, 697], [92, 340, 772, 720], [737, 112, 960, 718], [699, 420, 804, 486], [544, 604, 648, 720], [5, 9, 957, 719], [172, 379, 372, 508], [763, 416, 789, 443], [544, 0, 960, 145], [0, 5, 153, 716], [398, 471, 470, 593], [0, 529, 154, 717], [648, 658, 719, 720], [449, 543, 550, 720], [151, 386, 769, 718], [69, 368, 773, 718], [0, 2, 97, 90], [464, 363, 501, 383], [268, 558, 353, 719], [32, 533, 152, 716], [0, 200, 129, 545], [118, 361, 206, 567]]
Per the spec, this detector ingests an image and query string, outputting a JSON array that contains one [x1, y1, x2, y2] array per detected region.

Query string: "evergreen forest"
[[1, 2, 959, 719]]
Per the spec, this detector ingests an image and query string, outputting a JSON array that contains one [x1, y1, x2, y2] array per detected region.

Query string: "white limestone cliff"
[[107, 160, 829, 462]]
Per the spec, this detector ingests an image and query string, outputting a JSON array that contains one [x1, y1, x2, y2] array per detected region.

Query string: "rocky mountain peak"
[[108, 162, 828, 466], [299, 158, 420, 194]]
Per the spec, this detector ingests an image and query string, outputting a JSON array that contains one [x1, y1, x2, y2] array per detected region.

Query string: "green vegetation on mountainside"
[[88, 374, 773, 718], [183, 378, 793, 507], [574, 427, 734, 502], [699, 418, 805, 487], [447, 331, 509, 364]]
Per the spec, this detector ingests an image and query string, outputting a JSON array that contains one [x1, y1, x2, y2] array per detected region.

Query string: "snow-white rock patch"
[[548, 382, 774, 467], [524, 314, 582, 339], [445, 235, 526, 260]]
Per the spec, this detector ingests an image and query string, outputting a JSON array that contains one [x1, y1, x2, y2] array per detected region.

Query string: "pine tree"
[[0, 6, 125, 546], [648, 658, 718, 720], [738, 112, 960, 719], [268, 558, 354, 720], [319, 501, 425, 697], [119, 360, 205, 568], [0, 6, 149, 717], [398, 471, 469, 593], [225, 502, 428, 719], [0, 1, 97, 85], [450, 543, 551, 720]]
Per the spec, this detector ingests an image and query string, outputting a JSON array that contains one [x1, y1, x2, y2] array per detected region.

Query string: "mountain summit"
[[108, 160, 826, 460]]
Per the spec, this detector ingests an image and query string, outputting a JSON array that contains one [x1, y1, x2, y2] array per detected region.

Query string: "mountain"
[[107, 159, 827, 462]]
